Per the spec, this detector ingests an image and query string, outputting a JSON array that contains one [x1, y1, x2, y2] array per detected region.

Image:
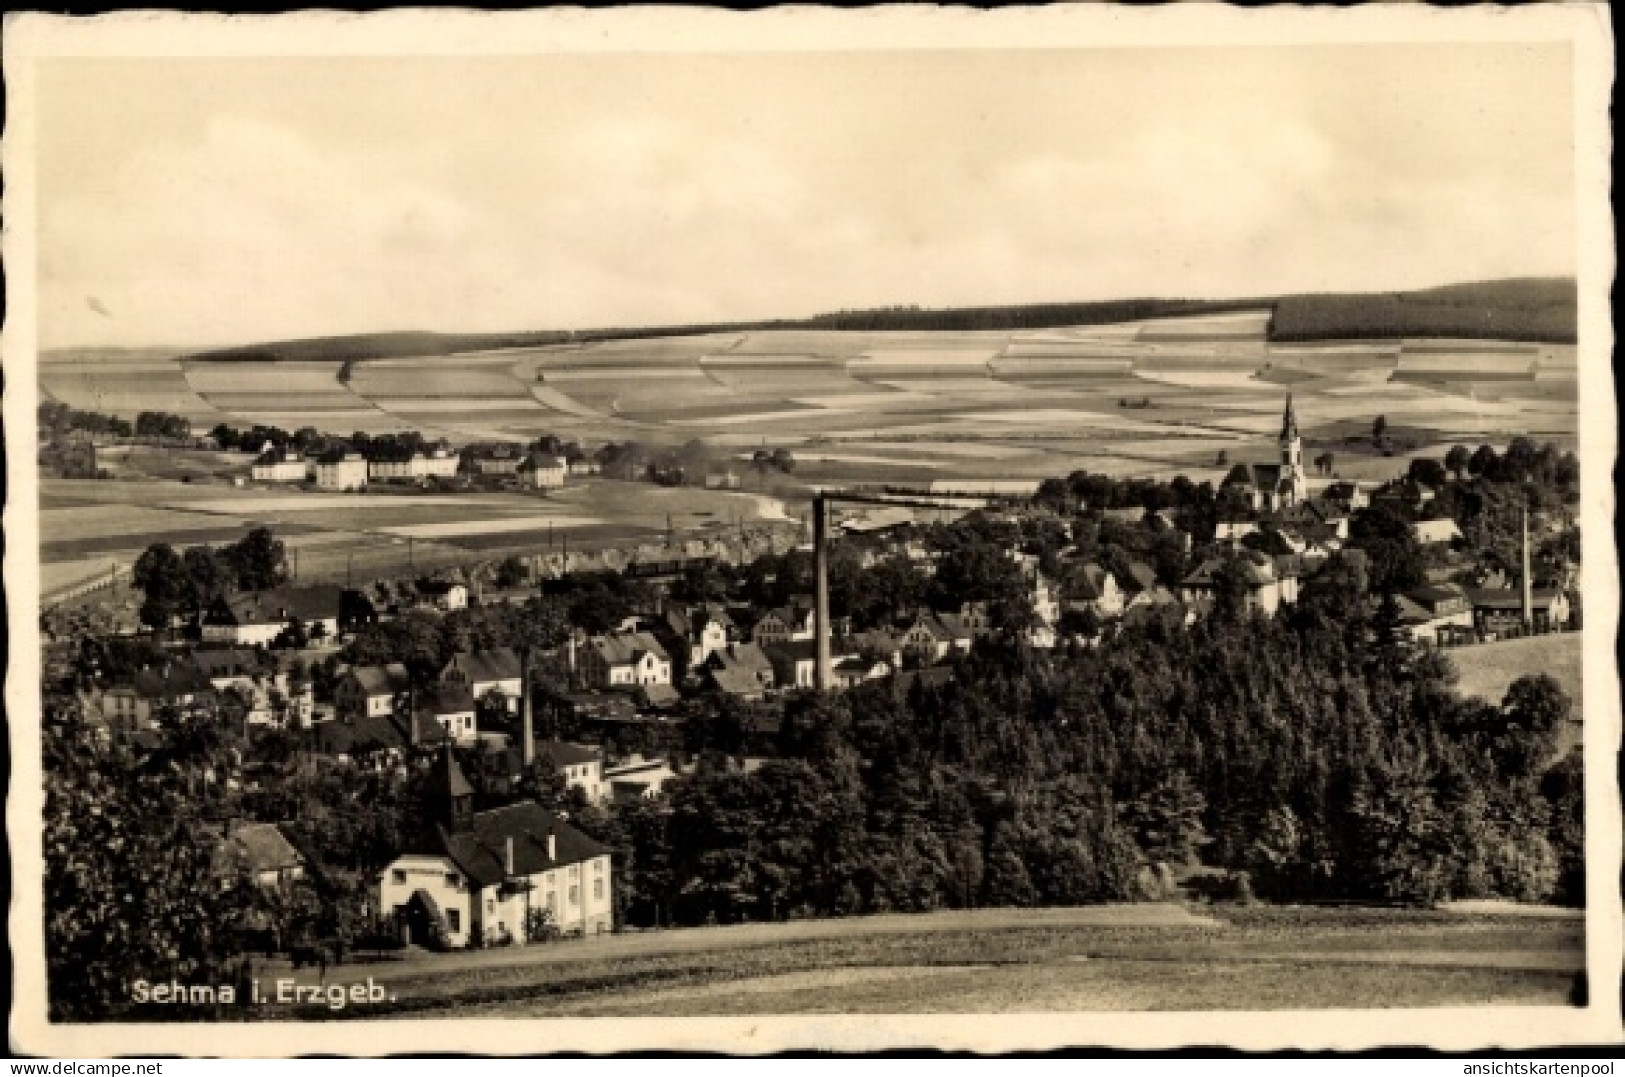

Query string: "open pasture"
[[272, 903, 1578, 1019], [1449, 633, 1584, 719]]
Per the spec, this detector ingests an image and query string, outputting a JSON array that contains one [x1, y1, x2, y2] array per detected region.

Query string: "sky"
[[34, 44, 1575, 350]]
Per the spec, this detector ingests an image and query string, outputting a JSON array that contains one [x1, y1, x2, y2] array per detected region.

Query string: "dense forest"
[[174, 278, 1576, 364]]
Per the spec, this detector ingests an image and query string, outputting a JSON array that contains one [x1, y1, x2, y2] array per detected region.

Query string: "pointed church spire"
[[1280, 393, 1299, 443]]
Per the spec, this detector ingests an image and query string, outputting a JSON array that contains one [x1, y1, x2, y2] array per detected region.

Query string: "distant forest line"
[[155, 277, 1576, 365]]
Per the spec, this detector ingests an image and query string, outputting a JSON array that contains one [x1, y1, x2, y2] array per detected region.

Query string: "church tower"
[[1279, 394, 1307, 506], [430, 743, 475, 833]]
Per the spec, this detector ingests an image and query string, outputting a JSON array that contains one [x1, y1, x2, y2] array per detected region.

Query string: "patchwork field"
[[38, 307, 1577, 573], [36, 473, 799, 598]]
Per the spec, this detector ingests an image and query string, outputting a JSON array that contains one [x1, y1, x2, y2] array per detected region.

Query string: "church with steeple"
[[1230, 395, 1309, 512]]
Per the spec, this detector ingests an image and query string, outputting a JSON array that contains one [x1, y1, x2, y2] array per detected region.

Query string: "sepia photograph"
[[5, 4, 1619, 1057]]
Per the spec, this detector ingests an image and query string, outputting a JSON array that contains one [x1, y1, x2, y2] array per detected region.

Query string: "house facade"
[[250, 449, 309, 484], [519, 455, 568, 489], [200, 586, 343, 646], [314, 451, 368, 492], [578, 632, 672, 689], [440, 648, 524, 711], [335, 662, 412, 720], [378, 751, 613, 948]]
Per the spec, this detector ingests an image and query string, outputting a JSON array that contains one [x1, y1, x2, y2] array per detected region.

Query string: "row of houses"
[[251, 444, 461, 490]]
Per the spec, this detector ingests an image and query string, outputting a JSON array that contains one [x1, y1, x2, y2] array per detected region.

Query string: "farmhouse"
[[314, 449, 368, 492], [440, 648, 524, 711], [200, 585, 343, 646], [335, 662, 412, 721], [417, 579, 469, 612], [534, 740, 606, 805], [899, 610, 972, 665], [652, 602, 735, 671], [703, 641, 777, 692], [78, 665, 215, 732], [762, 639, 862, 691], [250, 448, 310, 484], [369, 442, 461, 481], [578, 632, 672, 689], [471, 450, 521, 476], [1181, 552, 1300, 615], [1395, 584, 1476, 644], [519, 454, 568, 489], [749, 599, 816, 645], [379, 750, 613, 948], [415, 683, 479, 743], [191, 648, 313, 727], [1467, 587, 1572, 636], [604, 756, 682, 802], [219, 822, 306, 890]]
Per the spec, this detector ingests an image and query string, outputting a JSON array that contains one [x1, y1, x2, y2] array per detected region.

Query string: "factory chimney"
[[521, 646, 535, 771], [1521, 502, 1534, 630]]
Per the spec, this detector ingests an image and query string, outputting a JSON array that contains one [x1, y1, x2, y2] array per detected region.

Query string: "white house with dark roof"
[[379, 749, 612, 948], [534, 740, 606, 805], [440, 648, 524, 711], [250, 448, 310, 484], [335, 662, 412, 720], [314, 449, 369, 491], [578, 631, 671, 689], [200, 585, 343, 646], [519, 455, 568, 489], [414, 683, 478, 743]]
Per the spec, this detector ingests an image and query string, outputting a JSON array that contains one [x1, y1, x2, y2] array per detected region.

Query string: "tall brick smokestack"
[[521, 645, 535, 770], [1521, 502, 1534, 629]]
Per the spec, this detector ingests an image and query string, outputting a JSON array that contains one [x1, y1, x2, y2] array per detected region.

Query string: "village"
[[39, 390, 1586, 992]]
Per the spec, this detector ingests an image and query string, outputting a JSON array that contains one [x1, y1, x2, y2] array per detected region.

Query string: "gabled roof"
[[1124, 561, 1158, 592], [1466, 587, 1566, 610], [191, 648, 269, 680], [1408, 584, 1466, 606], [590, 632, 670, 667], [1183, 554, 1276, 588], [422, 802, 610, 889], [226, 822, 305, 874], [208, 585, 345, 626], [708, 665, 767, 697], [640, 682, 682, 707], [415, 683, 476, 717], [130, 665, 213, 700], [444, 647, 522, 683], [349, 663, 411, 696], [709, 641, 774, 675], [534, 740, 600, 767]]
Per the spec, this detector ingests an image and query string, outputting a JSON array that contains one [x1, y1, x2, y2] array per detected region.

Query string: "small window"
[[445, 872, 460, 888], [448, 910, 461, 933], [569, 885, 579, 906], [593, 879, 604, 900], [391, 870, 406, 885]]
